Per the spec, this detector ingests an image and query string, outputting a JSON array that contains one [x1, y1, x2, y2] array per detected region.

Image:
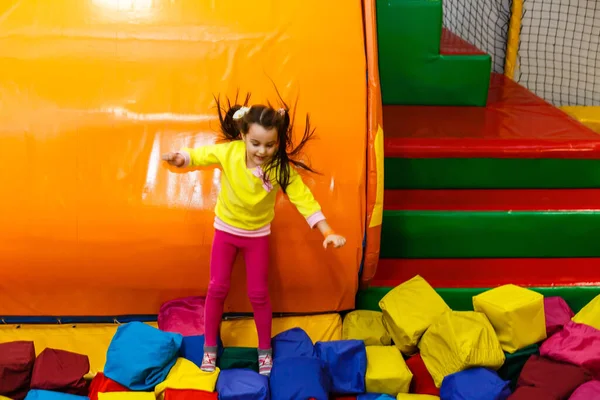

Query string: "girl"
[[162, 97, 346, 376]]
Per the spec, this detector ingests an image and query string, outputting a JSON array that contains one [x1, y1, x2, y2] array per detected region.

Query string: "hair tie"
[[233, 106, 250, 120], [277, 108, 286, 116]]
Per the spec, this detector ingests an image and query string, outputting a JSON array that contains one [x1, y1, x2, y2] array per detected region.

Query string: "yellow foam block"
[[99, 393, 156, 400], [365, 345, 413, 396], [1, 396, 13, 400], [155, 358, 219, 399], [379, 275, 450, 355], [418, 311, 505, 388], [397, 396, 439, 400], [342, 310, 392, 346], [573, 294, 600, 329], [472, 284, 546, 353], [0, 322, 158, 378], [220, 313, 341, 347]]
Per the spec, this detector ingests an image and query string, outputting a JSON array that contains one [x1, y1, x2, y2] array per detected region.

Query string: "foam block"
[[164, 389, 218, 400], [24, 391, 87, 400], [270, 356, 329, 400], [572, 293, 600, 329], [379, 275, 450, 355], [570, 381, 600, 399], [440, 368, 511, 400], [0, 341, 35, 400], [88, 373, 129, 400], [365, 346, 412, 396], [272, 328, 314, 360], [540, 321, 600, 378], [218, 347, 258, 372], [356, 394, 394, 400], [418, 311, 505, 387], [496, 344, 539, 390], [158, 296, 206, 337], [180, 335, 223, 369], [154, 358, 219, 400], [396, 396, 439, 399], [315, 340, 366, 394], [104, 321, 182, 390], [405, 354, 439, 396], [98, 394, 155, 400], [473, 284, 546, 353], [30, 348, 89, 395], [543, 296, 574, 336], [216, 369, 269, 400], [516, 355, 591, 398], [342, 310, 392, 346], [507, 387, 556, 399]]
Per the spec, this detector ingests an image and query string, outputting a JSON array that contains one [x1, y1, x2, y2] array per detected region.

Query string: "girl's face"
[[243, 123, 278, 168]]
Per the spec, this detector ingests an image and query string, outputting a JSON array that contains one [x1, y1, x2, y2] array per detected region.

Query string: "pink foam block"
[[540, 321, 600, 378], [158, 296, 206, 336], [544, 296, 574, 336], [570, 381, 600, 399]]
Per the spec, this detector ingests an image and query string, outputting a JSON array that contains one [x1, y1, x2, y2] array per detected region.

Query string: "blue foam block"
[[270, 356, 330, 400], [272, 327, 314, 360], [104, 321, 182, 390], [357, 394, 395, 400], [315, 340, 366, 394], [25, 390, 88, 400], [216, 368, 270, 400], [440, 367, 511, 400]]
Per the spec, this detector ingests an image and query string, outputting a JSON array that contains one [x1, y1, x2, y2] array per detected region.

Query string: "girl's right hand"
[[162, 152, 185, 167]]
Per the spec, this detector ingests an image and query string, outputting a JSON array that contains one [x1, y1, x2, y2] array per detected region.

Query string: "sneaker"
[[258, 351, 273, 376], [200, 351, 217, 372]]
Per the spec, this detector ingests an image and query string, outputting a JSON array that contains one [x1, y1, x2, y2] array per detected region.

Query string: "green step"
[[381, 209, 600, 258], [356, 286, 600, 315], [377, 0, 491, 106], [384, 158, 600, 189]]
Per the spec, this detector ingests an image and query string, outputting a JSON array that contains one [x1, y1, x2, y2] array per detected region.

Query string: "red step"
[[440, 28, 486, 56], [385, 189, 600, 211], [372, 258, 600, 288], [384, 73, 600, 159]]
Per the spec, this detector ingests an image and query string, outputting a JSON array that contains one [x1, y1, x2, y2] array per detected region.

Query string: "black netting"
[[442, 0, 512, 74], [516, 0, 600, 106]]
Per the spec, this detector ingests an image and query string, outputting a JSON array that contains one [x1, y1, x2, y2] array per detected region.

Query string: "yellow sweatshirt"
[[179, 140, 325, 235]]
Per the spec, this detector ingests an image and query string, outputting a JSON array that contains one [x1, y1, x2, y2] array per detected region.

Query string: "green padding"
[[376, 0, 491, 106], [356, 286, 600, 315], [384, 158, 600, 189], [497, 344, 540, 390], [382, 210, 600, 258], [217, 347, 258, 372]]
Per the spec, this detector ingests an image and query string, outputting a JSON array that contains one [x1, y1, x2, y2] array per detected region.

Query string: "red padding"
[[440, 28, 487, 55], [384, 74, 600, 159], [384, 189, 600, 211], [373, 258, 600, 288]]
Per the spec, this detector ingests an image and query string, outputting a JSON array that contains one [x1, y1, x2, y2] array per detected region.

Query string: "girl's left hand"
[[323, 234, 346, 249]]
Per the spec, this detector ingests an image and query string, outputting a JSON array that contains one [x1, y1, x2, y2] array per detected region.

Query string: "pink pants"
[[204, 229, 272, 350]]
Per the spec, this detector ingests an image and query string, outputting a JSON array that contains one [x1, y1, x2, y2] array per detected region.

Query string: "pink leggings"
[[204, 229, 272, 350]]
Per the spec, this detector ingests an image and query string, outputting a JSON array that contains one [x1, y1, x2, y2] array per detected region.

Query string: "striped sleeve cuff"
[[177, 151, 191, 168], [306, 211, 326, 229]]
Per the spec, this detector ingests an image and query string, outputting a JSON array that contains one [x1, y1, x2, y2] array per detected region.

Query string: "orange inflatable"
[[0, 0, 377, 316]]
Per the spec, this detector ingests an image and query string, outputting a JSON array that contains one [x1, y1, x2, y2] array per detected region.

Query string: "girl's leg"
[[202, 230, 237, 371], [241, 235, 273, 376]]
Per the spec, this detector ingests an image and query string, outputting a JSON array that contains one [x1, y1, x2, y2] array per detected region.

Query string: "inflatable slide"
[[0, 0, 381, 317]]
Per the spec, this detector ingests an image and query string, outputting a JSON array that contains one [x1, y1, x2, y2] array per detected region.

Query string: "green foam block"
[[377, 0, 491, 106], [382, 210, 600, 258], [384, 158, 600, 189], [217, 347, 258, 372]]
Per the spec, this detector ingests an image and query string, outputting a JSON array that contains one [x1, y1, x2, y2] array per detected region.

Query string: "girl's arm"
[[162, 142, 231, 168], [286, 167, 346, 249]]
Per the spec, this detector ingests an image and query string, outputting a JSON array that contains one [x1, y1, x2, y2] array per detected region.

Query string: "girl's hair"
[[214, 92, 318, 193]]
